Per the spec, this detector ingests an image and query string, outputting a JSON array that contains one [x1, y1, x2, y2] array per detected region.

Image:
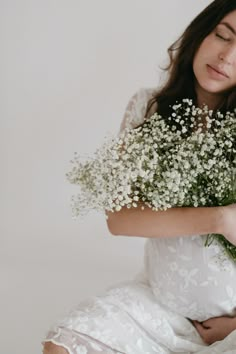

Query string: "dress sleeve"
[[119, 87, 157, 134]]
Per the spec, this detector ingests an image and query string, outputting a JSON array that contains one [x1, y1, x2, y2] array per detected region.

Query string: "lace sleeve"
[[119, 87, 157, 134]]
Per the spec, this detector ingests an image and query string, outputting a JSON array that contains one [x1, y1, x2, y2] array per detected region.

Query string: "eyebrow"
[[219, 21, 236, 35]]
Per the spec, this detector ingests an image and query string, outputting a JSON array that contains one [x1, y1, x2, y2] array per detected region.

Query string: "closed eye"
[[216, 33, 230, 41]]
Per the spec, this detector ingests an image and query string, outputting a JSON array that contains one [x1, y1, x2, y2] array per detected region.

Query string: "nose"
[[219, 45, 236, 64]]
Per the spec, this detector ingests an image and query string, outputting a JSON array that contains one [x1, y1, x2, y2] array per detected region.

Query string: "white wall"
[[1, 1, 212, 353]]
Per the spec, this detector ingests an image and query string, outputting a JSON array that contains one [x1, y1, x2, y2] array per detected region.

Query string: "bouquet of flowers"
[[66, 99, 236, 261]]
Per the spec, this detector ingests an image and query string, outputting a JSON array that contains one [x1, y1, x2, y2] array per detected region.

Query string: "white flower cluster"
[[66, 100, 236, 219]]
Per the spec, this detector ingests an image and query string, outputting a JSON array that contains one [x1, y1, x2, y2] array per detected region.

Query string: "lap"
[[42, 280, 236, 353]]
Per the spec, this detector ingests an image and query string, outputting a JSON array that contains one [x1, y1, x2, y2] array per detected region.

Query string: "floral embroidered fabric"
[[42, 88, 236, 353]]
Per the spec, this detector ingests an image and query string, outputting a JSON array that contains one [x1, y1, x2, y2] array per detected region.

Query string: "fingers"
[[192, 320, 209, 330], [192, 320, 205, 333], [200, 320, 211, 329], [192, 316, 236, 345], [192, 320, 213, 345]]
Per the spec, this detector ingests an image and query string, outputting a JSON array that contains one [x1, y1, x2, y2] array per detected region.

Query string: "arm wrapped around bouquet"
[[66, 99, 236, 261]]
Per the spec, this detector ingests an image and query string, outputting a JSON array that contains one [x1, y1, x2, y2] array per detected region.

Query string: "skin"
[[192, 317, 236, 345], [192, 10, 236, 344]]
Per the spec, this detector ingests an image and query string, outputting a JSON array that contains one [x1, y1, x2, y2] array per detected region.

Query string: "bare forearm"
[[106, 203, 224, 238], [232, 316, 236, 328]]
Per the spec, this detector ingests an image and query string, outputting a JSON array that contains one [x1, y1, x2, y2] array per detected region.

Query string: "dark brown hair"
[[146, 0, 236, 121]]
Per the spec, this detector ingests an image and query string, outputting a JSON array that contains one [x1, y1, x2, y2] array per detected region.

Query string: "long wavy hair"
[[145, 0, 236, 121]]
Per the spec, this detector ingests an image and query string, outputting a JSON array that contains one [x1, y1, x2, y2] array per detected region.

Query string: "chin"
[[197, 81, 227, 95]]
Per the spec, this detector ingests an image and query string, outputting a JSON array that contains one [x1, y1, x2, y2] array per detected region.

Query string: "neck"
[[195, 82, 225, 110]]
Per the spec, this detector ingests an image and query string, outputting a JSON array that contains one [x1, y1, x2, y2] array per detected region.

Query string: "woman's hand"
[[220, 204, 236, 245], [192, 316, 236, 345]]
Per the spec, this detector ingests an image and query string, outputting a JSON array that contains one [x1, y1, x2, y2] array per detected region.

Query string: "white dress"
[[42, 88, 236, 354]]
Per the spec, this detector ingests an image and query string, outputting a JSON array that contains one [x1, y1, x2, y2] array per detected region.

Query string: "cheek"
[[194, 36, 214, 64], [193, 41, 212, 73], [193, 51, 203, 75], [196, 45, 208, 62]]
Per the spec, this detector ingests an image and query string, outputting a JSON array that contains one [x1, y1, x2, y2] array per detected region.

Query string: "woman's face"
[[193, 10, 236, 104]]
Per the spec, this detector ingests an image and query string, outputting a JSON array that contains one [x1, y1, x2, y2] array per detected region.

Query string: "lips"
[[207, 64, 229, 78]]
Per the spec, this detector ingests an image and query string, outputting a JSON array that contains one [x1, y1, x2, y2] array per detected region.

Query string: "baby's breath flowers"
[[66, 100, 236, 261]]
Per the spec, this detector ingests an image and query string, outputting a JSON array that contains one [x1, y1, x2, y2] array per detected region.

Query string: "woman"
[[43, 0, 236, 353]]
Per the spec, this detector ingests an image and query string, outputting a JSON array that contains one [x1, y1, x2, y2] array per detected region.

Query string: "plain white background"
[[1, 1, 212, 353]]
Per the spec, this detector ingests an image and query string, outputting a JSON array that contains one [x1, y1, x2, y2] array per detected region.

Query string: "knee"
[[43, 341, 69, 354]]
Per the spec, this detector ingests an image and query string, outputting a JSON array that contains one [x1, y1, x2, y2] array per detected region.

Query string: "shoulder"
[[119, 87, 158, 132], [128, 87, 158, 113]]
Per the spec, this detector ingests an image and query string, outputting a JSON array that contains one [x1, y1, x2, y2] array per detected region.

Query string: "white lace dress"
[[42, 88, 236, 354]]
